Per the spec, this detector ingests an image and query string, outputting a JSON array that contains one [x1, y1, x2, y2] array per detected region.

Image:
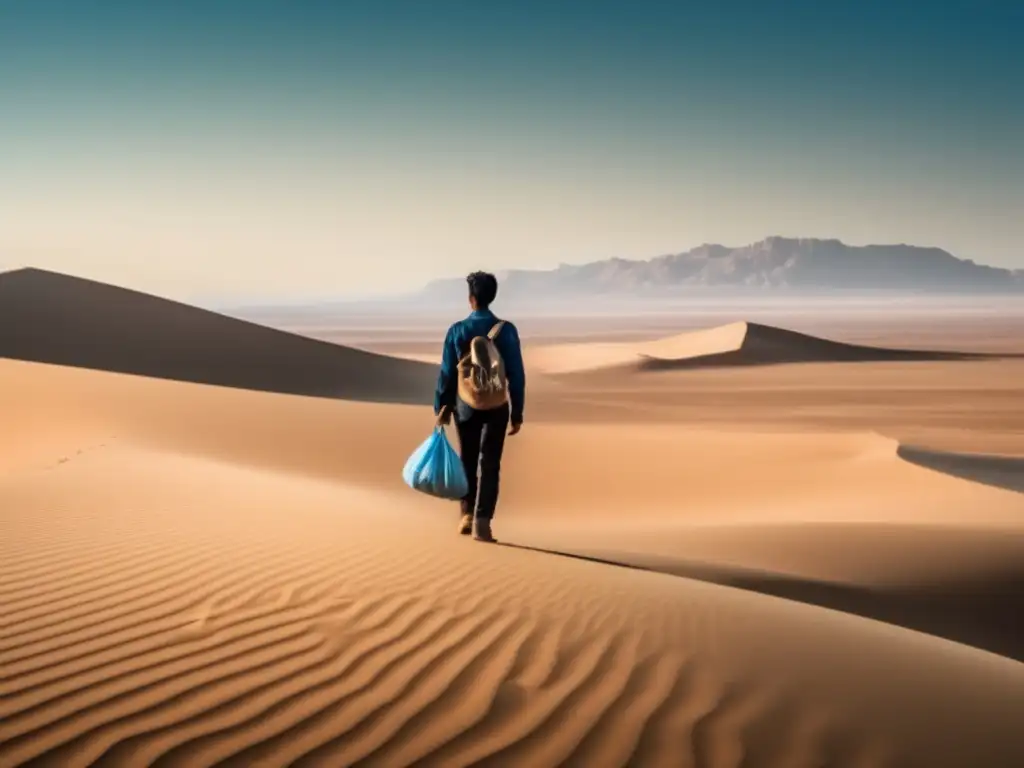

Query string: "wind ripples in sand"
[[0, 478, 830, 768]]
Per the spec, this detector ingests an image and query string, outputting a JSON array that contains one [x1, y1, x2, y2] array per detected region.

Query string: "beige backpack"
[[457, 321, 509, 410]]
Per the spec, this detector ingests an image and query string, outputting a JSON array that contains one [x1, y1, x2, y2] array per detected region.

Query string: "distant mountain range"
[[420, 238, 1024, 301]]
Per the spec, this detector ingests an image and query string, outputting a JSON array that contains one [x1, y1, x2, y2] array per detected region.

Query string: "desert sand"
[[2, 271, 1024, 767]]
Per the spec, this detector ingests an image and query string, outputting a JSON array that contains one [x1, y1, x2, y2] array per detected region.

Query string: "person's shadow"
[[496, 541, 650, 572]]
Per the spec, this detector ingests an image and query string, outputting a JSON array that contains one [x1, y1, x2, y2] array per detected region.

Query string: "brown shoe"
[[458, 514, 473, 536], [473, 518, 496, 543]]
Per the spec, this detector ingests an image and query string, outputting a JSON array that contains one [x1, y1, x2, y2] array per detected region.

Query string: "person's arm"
[[503, 323, 526, 426], [434, 324, 460, 419]]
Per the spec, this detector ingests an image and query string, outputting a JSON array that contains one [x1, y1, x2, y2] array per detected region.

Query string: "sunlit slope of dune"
[[3, 358, 1024, 664], [6, 358, 1021, 532], [0, 268, 437, 404], [2, 435, 1023, 767]]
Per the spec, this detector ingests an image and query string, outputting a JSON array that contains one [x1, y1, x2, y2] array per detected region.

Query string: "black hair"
[[466, 271, 499, 309]]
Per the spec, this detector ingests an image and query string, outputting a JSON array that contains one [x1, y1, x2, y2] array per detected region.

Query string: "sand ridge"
[[0, 268, 437, 404], [525, 320, 987, 375]]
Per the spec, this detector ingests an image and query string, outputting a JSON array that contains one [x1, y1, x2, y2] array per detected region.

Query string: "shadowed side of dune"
[[0, 269, 438, 404], [898, 445, 1024, 494], [503, 542, 1024, 662], [637, 321, 984, 371]]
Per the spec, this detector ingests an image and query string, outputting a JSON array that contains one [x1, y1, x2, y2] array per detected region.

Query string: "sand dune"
[[3, 356, 1023, 659], [3, 356, 1024, 766], [1, 371, 1023, 767], [527, 321, 981, 374], [0, 268, 437, 404]]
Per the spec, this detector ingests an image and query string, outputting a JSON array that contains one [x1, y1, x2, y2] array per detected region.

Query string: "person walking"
[[434, 271, 525, 542]]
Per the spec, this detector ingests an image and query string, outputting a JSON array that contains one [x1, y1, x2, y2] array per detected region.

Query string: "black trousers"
[[455, 402, 510, 519]]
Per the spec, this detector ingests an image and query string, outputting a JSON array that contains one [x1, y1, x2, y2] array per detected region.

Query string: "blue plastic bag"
[[402, 427, 469, 500]]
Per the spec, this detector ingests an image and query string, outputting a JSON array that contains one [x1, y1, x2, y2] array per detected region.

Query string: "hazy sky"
[[2, 1, 1021, 301]]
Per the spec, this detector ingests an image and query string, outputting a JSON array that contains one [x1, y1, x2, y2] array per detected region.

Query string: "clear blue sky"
[[2, 0, 1021, 300]]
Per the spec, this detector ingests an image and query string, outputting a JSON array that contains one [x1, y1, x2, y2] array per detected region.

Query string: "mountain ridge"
[[421, 237, 1024, 298]]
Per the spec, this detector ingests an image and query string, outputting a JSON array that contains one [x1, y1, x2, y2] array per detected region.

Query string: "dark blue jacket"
[[434, 308, 526, 424]]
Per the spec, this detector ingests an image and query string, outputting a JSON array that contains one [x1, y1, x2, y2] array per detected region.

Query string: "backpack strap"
[[487, 321, 506, 340]]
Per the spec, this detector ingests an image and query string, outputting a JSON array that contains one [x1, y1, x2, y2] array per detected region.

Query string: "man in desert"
[[434, 271, 526, 543]]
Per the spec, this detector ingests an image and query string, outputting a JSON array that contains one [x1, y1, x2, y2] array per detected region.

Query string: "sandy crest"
[[0, 269, 437, 405], [521, 321, 989, 375], [3, 359, 1024, 767]]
